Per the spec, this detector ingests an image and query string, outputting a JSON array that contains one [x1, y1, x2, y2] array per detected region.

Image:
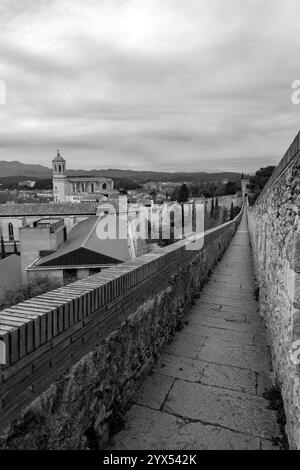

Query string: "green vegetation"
[[230, 201, 234, 220], [114, 178, 142, 193], [247, 166, 276, 204], [263, 385, 289, 449], [0, 277, 60, 310], [1, 235, 5, 259], [190, 179, 241, 198], [178, 183, 190, 203]]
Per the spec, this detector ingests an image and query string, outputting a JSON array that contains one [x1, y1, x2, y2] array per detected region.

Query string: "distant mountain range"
[[0, 160, 242, 183]]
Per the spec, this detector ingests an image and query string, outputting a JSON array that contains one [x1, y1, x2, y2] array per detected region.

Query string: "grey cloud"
[[0, 0, 299, 173]]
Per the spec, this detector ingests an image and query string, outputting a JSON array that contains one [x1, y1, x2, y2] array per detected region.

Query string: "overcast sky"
[[0, 0, 299, 173]]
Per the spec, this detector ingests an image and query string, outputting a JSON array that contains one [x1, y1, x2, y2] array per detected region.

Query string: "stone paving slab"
[[108, 211, 282, 450], [186, 312, 261, 334], [163, 380, 280, 439], [196, 300, 258, 315], [183, 324, 254, 345], [188, 309, 249, 324], [154, 353, 258, 395], [165, 332, 206, 359], [154, 353, 207, 383], [198, 337, 271, 373], [133, 373, 174, 410], [109, 405, 262, 450], [199, 361, 258, 394], [199, 295, 258, 309]]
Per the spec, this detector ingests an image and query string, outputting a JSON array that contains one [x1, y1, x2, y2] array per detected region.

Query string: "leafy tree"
[[247, 166, 276, 204], [0, 277, 60, 310], [1, 235, 5, 259], [210, 198, 215, 217], [178, 184, 190, 203], [149, 188, 158, 203], [233, 206, 241, 218], [224, 181, 238, 195], [230, 202, 234, 220], [222, 207, 228, 223], [114, 179, 142, 192]]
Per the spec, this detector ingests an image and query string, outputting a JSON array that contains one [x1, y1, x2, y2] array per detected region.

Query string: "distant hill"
[[0, 161, 52, 178], [0, 160, 242, 183]]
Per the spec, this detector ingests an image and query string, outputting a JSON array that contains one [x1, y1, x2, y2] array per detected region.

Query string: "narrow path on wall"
[[108, 211, 282, 450]]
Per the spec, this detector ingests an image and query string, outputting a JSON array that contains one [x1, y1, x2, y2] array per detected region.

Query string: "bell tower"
[[52, 150, 67, 202]]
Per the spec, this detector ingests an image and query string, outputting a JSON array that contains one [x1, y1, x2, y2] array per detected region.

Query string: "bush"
[[0, 277, 60, 310]]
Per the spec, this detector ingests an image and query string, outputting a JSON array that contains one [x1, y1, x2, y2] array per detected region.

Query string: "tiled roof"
[[36, 215, 130, 267], [0, 203, 99, 217], [0, 254, 21, 300]]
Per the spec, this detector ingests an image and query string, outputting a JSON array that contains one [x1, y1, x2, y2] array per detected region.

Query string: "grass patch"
[[254, 286, 260, 301], [263, 385, 289, 450]]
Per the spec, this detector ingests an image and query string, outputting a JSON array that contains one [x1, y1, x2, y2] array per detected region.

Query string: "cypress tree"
[[210, 198, 215, 217], [178, 184, 190, 203], [1, 235, 6, 259], [230, 201, 234, 220], [14, 239, 18, 255]]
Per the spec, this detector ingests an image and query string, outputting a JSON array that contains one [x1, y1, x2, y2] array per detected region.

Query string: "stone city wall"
[[247, 131, 300, 449], [0, 211, 242, 449]]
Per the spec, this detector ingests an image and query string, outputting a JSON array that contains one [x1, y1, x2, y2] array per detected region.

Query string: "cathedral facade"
[[52, 150, 115, 203]]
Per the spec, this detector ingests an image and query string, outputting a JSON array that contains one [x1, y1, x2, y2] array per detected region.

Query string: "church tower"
[[52, 150, 67, 203]]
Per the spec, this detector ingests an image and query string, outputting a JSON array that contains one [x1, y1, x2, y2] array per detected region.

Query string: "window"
[[8, 223, 14, 241], [102, 183, 107, 190]]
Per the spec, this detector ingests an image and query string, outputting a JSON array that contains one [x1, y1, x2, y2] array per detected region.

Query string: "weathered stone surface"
[[199, 362, 257, 394], [188, 308, 248, 324], [109, 405, 261, 450], [261, 439, 281, 450], [165, 332, 206, 359], [110, 212, 283, 450], [257, 372, 274, 397], [183, 324, 253, 345], [0, 201, 242, 449], [133, 373, 174, 410], [247, 138, 300, 449], [198, 337, 271, 373], [154, 353, 207, 382], [163, 379, 280, 439]]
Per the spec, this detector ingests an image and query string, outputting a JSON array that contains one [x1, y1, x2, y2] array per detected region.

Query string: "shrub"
[[0, 277, 60, 310]]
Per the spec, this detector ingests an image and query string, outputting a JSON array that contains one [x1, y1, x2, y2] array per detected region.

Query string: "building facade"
[[52, 150, 115, 203]]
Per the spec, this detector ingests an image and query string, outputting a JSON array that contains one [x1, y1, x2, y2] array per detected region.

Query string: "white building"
[[52, 150, 117, 203]]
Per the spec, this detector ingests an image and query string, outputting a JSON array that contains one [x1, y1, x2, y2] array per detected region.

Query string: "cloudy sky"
[[0, 0, 299, 172]]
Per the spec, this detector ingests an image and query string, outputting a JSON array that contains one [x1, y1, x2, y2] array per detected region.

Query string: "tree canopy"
[[247, 166, 276, 204]]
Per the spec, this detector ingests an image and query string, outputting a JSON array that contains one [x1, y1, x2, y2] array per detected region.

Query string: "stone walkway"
[[109, 211, 281, 450]]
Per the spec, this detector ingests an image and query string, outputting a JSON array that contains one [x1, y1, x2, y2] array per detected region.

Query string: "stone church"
[[52, 150, 116, 203]]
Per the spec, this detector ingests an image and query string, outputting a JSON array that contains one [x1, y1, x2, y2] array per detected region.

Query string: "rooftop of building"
[[65, 175, 113, 181], [0, 254, 22, 301], [0, 202, 99, 217], [52, 150, 66, 162], [33, 215, 130, 268]]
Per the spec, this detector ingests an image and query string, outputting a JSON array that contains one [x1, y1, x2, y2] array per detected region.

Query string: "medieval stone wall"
[[0, 212, 242, 449], [247, 131, 300, 449]]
